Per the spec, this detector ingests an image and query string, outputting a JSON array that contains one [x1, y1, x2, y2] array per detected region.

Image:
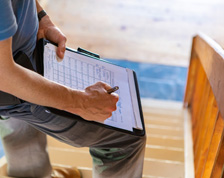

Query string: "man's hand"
[[37, 15, 66, 61], [67, 82, 119, 122], [36, 0, 66, 61]]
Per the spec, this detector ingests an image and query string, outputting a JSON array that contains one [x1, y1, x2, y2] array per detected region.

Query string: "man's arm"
[[0, 37, 118, 122]]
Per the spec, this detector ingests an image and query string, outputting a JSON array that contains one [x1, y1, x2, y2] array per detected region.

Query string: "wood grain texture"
[[183, 49, 199, 107], [202, 113, 224, 178], [185, 34, 224, 178], [211, 132, 224, 178], [193, 33, 224, 119], [195, 92, 218, 177], [191, 62, 206, 144], [194, 81, 210, 169], [193, 76, 210, 152]]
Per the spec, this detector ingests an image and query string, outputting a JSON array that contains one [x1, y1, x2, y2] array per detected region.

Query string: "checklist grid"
[[45, 50, 114, 90]]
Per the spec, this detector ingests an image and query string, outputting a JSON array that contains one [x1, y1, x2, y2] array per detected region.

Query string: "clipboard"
[[35, 39, 145, 136]]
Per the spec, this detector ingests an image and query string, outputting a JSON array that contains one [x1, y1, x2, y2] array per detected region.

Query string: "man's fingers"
[[56, 35, 67, 61], [95, 81, 114, 93], [111, 93, 119, 101]]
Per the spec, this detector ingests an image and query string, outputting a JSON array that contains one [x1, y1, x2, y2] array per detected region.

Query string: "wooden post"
[[184, 33, 224, 178]]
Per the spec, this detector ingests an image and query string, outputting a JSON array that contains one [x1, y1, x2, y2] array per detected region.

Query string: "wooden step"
[[144, 118, 183, 128], [51, 135, 185, 150], [48, 146, 185, 177], [0, 155, 185, 178], [48, 134, 184, 149], [48, 147, 92, 168], [145, 145, 184, 162], [146, 135, 184, 148], [143, 159, 184, 178], [146, 127, 183, 137], [48, 144, 184, 164]]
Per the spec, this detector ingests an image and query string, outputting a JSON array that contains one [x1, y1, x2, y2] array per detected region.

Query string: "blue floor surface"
[[0, 144, 3, 158], [0, 59, 188, 158], [106, 59, 188, 101]]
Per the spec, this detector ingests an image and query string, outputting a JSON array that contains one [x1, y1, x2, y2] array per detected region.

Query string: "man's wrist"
[[38, 9, 47, 21], [61, 89, 85, 116]]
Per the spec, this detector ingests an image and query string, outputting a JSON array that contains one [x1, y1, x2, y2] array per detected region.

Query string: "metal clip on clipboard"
[[77, 47, 100, 59]]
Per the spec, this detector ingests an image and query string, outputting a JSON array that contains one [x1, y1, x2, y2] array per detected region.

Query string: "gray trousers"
[[0, 102, 146, 178]]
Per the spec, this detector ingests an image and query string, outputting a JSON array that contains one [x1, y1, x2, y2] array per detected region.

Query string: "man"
[[0, 0, 146, 177]]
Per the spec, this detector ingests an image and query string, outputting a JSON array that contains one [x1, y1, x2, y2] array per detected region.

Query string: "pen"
[[107, 86, 119, 94]]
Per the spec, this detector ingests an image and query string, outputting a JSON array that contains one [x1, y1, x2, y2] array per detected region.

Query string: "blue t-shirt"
[[0, 0, 38, 59]]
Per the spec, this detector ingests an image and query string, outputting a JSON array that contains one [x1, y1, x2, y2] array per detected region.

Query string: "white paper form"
[[44, 43, 135, 131]]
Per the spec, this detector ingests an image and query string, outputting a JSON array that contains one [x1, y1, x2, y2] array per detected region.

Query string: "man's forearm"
[[0, 38, 83, 115], [5, 62, 83, 113], [0, 37, 118, 122]]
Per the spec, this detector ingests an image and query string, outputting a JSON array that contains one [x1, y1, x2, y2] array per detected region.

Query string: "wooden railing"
[[184, 33, 224, 178]]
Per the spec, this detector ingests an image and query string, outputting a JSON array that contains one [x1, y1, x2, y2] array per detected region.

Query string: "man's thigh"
[[30, 104, 145, 149], [0, 103, 146, 177], [0, 103, 145, 149]]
